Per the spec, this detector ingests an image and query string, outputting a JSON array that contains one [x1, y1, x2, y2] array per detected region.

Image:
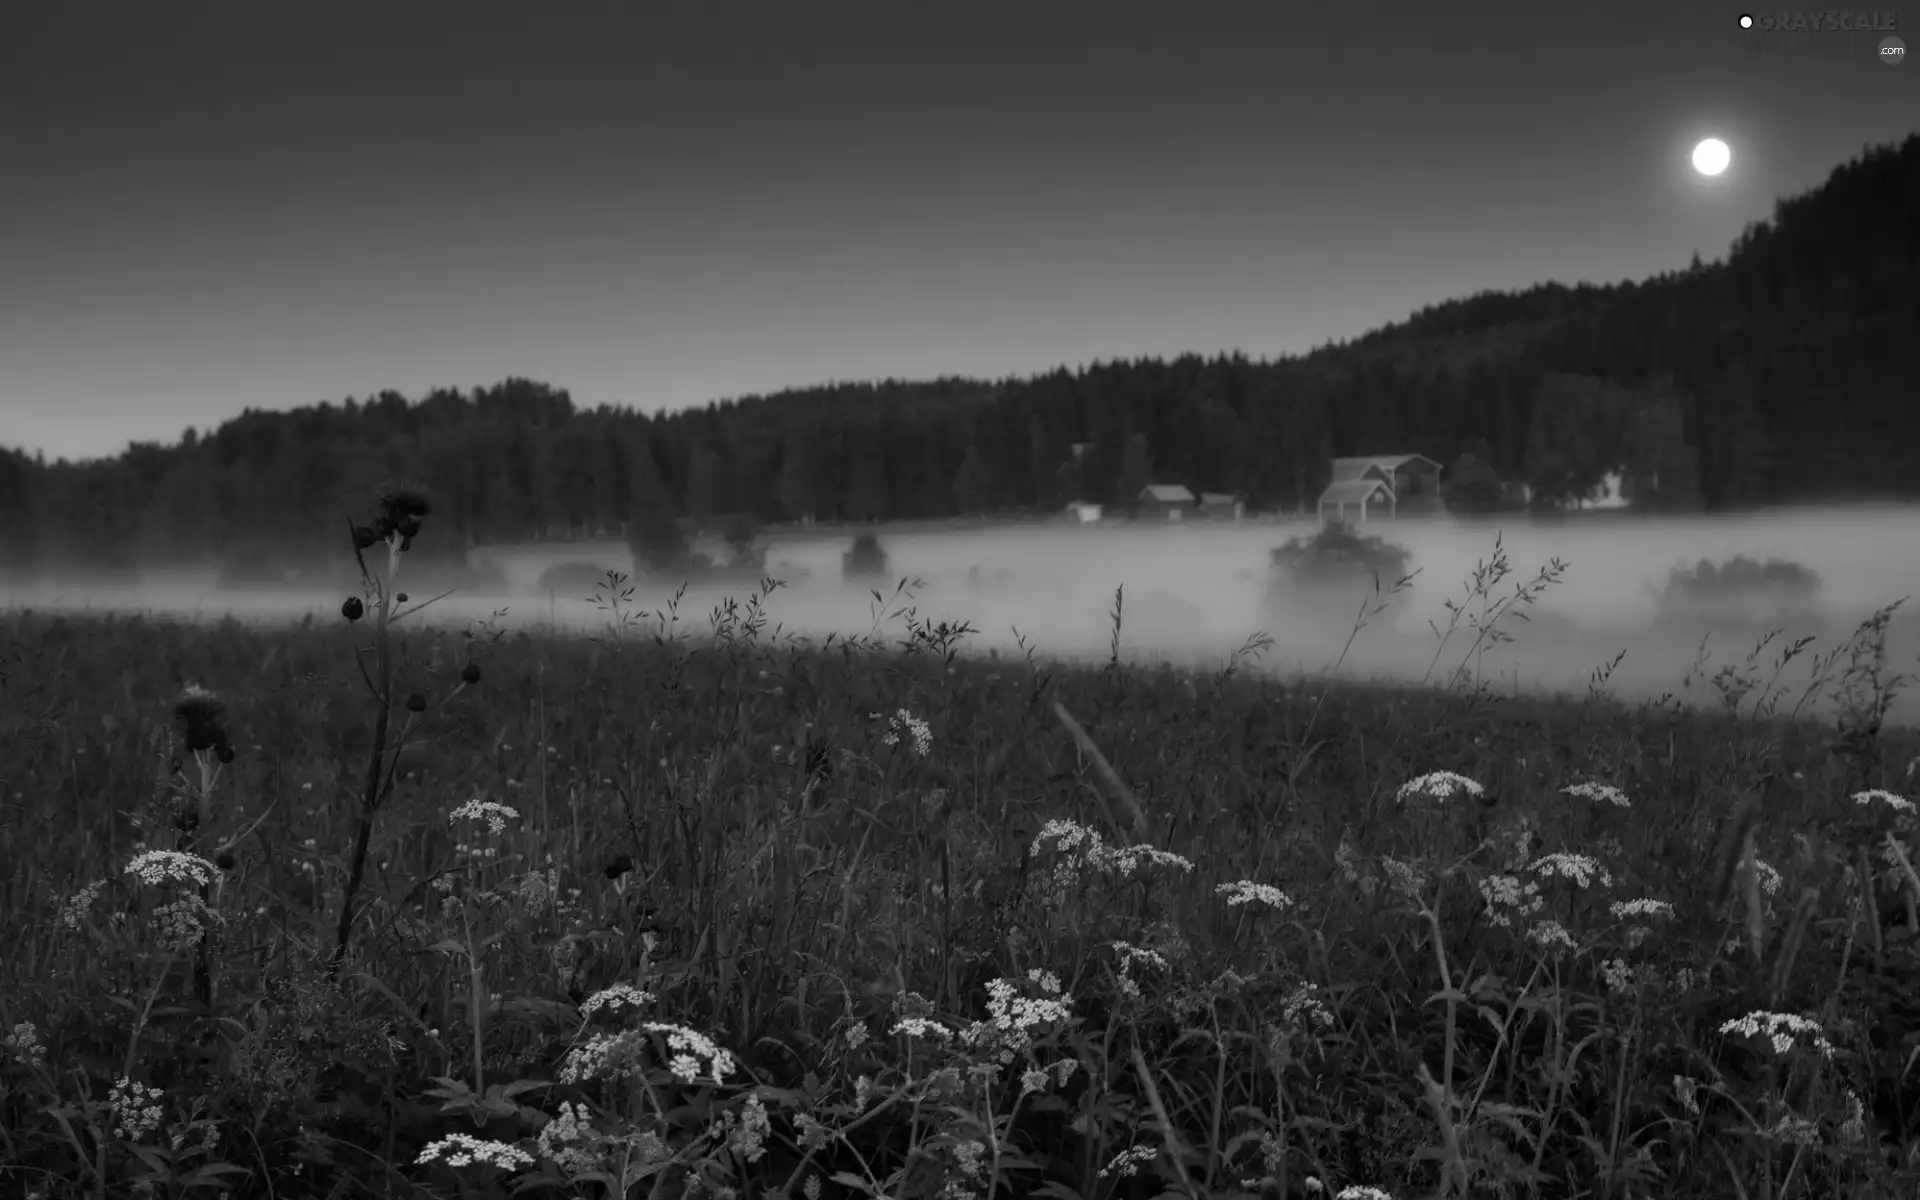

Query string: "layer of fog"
[[5, 504, 1918, 726]]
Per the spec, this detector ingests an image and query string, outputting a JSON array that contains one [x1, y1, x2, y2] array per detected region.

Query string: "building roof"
[[1318, 479, 1393, 506], [1139, 484, 1197, 504], [1330, 454, 1441, 482]]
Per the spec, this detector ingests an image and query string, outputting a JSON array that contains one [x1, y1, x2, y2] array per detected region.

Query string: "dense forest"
[[1, 134, 1915, 579]]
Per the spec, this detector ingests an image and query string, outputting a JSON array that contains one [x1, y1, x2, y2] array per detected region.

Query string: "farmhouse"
[[1318, 453, 1445, 522], [1136, 484, 1197, 521], [1197, 491, 1246, 520], [1317, 478, 1396, 524]]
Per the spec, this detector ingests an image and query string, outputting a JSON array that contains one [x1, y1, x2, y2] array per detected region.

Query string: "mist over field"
[[7, 504, 1917, 724]]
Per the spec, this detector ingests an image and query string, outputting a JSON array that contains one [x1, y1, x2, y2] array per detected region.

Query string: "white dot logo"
[[1738, 13, 1754, 29], [1882, 35, 1907, 65]]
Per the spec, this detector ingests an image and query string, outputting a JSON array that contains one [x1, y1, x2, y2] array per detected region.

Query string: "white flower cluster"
[[1109, 941, 1170, 999], [578, 982, 654, 1019], [1853, 789, 1915, 814], [957, 970, 1074, 1062], [124, 850, 219, 888], [1217, 880, 1293, 909], [57, 880, 103, 933], [108, 1077, 165, 1141], [535, 1101, 607, 1177], [451, 798, 520, 835], [1530, 853, 1613, 889], [1718, 1009, 1833, 1057], [4, 1021, 45, 1068], [1562, 781, 1631, 808], [1030, 819, 1194, 879], [415, 1133, 534, 1171], [873, 708, 933, 757], [1397, 771, 1484, 803], [1609, 898, 1674, 921], [150, 894, 218, 952], [1098, 1145, 1159, 1179], [1479, 874, 1545, 928]]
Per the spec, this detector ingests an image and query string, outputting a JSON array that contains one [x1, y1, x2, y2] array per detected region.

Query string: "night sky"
[[2, 2, 1911, 462]]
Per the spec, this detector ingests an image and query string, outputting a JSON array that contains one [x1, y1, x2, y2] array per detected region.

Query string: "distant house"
[[1321, 454, 1445, 520], [1065, 501, 1104, 523], [1317, 478, 1397, 524], [1136, 484, 1197, 521], [1197, 491, 1246, 521]]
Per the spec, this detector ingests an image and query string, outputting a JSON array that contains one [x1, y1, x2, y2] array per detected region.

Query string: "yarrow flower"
[[57, 880, 104, 933], [1718, 1010, 1834, 1057], [578, 983, 654, 1020], [4, 1022, 45, 1068], [1530, 853, 1613, 889], [1610, 898, 1674, 921], [872, 709, 933, 757], [1030, 819, 1194, 880], [1217, 880, 1293, 909], [1562, 781, 1631, 808], [108, 1078, 165, 1141], [1099, 1145, 1159, 1179], [125, 850, 220, 888], [451, 798, 520, 835], [1853, 789, 1915, 814], [416, 1133, 534, 1172], [1397, 771, 1484, 803]]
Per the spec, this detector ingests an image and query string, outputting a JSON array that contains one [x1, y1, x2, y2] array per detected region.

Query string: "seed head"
[[216, 743, 234, 764], [376, 481, 435, 522], [395, 592, 409, 604], [406, 692, 427, 713], [341, 596, 364, 621], [351, 525, 380, 551], [461, 662, 481, 685]]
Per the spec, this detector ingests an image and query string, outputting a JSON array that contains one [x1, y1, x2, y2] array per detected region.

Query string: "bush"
[[842, 530, 889, 582], [1651, 554, 1823, 629], [1264, 522, 1415, 622]]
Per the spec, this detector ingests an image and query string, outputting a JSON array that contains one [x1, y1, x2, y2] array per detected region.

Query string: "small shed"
[[1137, 484, 1197, 521], [1064, 502, 1104, 523], [1317, 478, 1395, 524]]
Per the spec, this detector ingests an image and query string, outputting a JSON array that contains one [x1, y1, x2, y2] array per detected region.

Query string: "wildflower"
[[415, 1133, 533, 1171], [341, 596, 365, 621], [1610, 898, 1674, 921], [536, 1102, 607, 1176], [1019, 1066, 1049, 1095], [1600, 957, 1634, 995], [1479, 874, 1545, 928], [1853, 789, 1915, 814], [1397, 771, 1484, 803], [1562, 781, 1631, 807], [1218, 880, 1294, 909], [451, 798, 520, 836], [873, 708, 933, 757], [727, 1093, 770, 1163], [108, 1078, 165, 1141], [578, 983, 653, 1019], [1030, 818, 1194, 878], [1337, 1189, 1397, 1200], [1380, 855, 1428, 899], [173, 684, 229, 754], [57, 880, 103, 932], [1718, 1010, 1834, 1057], [892, 1016, 953, 1041], [1099, 1145, 1159, 1179], [150, 895, 218, 952], [1528, 921, 1577, 953], [125, 850, 220, 888], [1530, 853, 1613, 889], [1750, 856, 1783, 896], [1281, 982, 1336, 1031], [1673, 1074, 1702, 1115], [641, 1022, 736, 1084], [4, 1022, 45, 1068]]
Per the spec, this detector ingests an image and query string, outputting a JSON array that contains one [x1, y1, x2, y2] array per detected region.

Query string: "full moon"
[[1691, 137, 1731, 176]]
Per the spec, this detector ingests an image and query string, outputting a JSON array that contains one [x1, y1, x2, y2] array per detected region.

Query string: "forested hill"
[[1, 133, 1916, 576]]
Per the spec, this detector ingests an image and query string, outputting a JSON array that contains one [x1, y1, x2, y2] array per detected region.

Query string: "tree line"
[[1, 134, 1914, 579]]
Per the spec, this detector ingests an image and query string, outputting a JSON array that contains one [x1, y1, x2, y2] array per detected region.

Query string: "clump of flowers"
[[558, 1022, 737, 1086], [1719, 1010, 1834, 1057], [451, 797, 520, 836], [1562, 781, 1630, 807], [125, 850, 220, 889], [108, 1078, 165, 1141], [1218, 880, 1294, 910], [415, 1133, 534, 1172], [873, 708, 933, 757], [4, 1021, 45, 1068], [57, 879, 104, 933], [1397, 771, 1485, 803], [1030, 819, 1195, 886]]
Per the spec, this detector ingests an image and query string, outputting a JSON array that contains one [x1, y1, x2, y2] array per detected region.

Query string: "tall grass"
[[1, 517, 1918, 1199]]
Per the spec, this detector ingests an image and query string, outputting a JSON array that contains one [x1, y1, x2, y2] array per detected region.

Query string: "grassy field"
[[4, 502, 1920, 1198]]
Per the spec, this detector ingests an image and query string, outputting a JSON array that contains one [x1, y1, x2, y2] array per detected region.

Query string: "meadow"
[[4, 494, 1920, 1198]]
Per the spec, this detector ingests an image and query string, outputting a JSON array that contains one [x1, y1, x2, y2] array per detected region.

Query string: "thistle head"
[[173, 685, 230, 755]]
